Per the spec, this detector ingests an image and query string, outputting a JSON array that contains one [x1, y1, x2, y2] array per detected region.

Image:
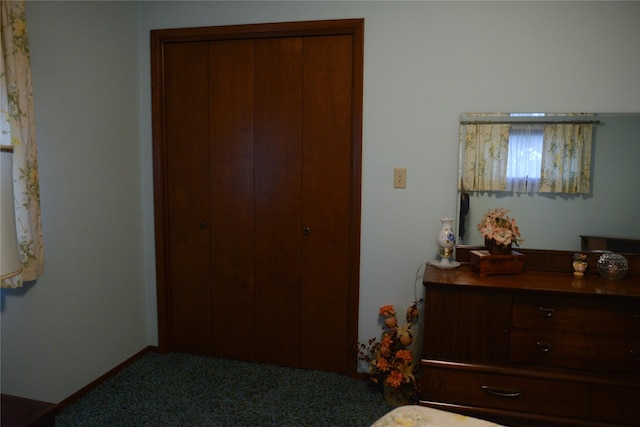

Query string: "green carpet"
[[56, 352, 393, 426]]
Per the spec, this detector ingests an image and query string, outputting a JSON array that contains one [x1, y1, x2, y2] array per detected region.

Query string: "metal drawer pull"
[[481, 386, 523, 398], [536, 341, 552, 352], [538, 307, 555, 317]]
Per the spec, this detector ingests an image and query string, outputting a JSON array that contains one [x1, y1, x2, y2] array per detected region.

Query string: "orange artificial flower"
[[380, 334, 393, 347], [355, 299, 424, 397], [395, 349, 413, 364], [379, 334, 393, 357], [376, 357, 390, 372], [386, 370, 404, 387], [379, 305, 396, 318]]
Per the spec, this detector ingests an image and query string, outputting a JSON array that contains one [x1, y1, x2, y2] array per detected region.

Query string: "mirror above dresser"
[[456, 113, 640, 252]]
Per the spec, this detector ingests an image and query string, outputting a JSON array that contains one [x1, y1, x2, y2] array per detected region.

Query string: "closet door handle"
[[538, 307, 555, 317], [198, 221, 208, 230], [302, 227, 311, 236], [536, 341, 552, 353], [481, 386, 523, 398]]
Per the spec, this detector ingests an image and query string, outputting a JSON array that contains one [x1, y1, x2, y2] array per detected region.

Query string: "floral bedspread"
[[371, 405, 506, 427]]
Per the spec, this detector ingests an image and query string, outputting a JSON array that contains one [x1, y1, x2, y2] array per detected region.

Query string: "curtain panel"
[[459, 122, 510, 192], [1, 0, 44, 288], [540, 123, 593, 194]]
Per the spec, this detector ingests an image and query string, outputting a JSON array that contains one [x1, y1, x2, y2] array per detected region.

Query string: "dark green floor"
[[56, 352, 393, 426]]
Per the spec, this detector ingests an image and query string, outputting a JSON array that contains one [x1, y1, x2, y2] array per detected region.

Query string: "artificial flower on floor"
[[355, 300, 423, 405]]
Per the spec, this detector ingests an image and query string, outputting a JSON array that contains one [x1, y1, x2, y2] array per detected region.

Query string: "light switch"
[[394, 168, 407, 189]]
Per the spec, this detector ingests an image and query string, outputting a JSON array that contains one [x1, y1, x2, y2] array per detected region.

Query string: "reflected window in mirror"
[[457, 113, 640, 251], [508, 114, 545, 193], [460, 113, 595, 195], [506, 122, 543, 193]]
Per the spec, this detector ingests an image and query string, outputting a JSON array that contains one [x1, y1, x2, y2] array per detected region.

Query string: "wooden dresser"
[[420, 251, 640, 427]]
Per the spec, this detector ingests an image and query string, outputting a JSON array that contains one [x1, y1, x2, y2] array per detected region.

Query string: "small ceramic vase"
[[437, 218, 456, 265], [572, 253, 588, 278], [573, 260, 587, 278]]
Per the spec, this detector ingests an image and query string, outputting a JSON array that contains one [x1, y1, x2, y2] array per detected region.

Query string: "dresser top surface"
[[424, 264, 640, 299]]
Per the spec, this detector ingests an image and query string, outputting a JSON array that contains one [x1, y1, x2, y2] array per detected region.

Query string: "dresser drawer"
[[420, 364, 589, 419], [510, 329, 640, 374], [590, 382, 640, 425], [512, 294, 640, 336]]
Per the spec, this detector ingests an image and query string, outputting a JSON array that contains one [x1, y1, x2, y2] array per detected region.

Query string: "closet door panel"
[[163, 42, 212, 354], [209, 40, 256, 361], [254, 38, 303, 367], [153, 21, 363, 373], [301, 35, 353, 372]]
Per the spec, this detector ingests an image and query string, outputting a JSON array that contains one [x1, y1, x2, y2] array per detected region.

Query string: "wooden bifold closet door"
[[151, 20, 363, 375]]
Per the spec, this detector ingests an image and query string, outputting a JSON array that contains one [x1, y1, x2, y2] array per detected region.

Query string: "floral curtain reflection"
[[1, 0, 44, 288], [460, 115, 594, 195], [460, 122, 510, 192], [540, 123, 593, 194]]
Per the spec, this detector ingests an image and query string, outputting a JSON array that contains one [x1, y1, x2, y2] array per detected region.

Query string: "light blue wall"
[[2, 1, 639, 403], [1, 1, 146, 402]]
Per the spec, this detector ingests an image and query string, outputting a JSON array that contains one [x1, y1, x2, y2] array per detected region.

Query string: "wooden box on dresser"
[[420, 248, 640, 427]]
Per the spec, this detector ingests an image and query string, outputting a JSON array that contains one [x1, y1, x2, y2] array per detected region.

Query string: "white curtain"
[[1, 0, 44, 288], [505, 124, 543, 193]]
